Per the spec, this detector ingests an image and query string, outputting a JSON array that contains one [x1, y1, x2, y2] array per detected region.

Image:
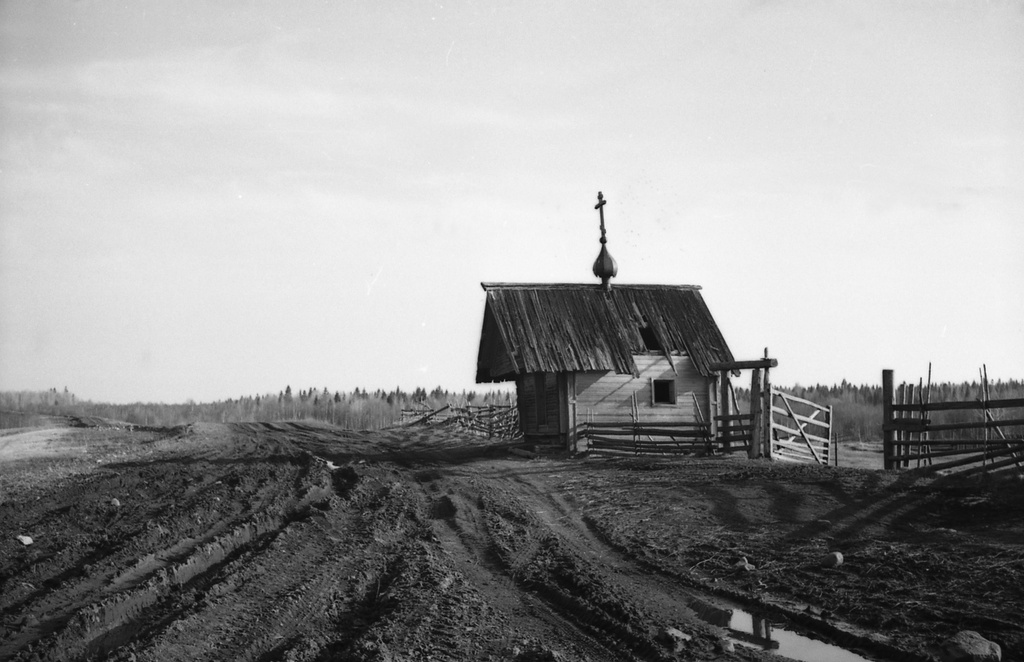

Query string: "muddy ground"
[[1, 420, 1021, 662]]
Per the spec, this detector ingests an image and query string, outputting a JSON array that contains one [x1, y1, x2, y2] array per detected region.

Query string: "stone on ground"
[[733, 556, 756, 572], [821, 551, 844, 568], [657, 626, 692, 653], [929, 630, 1001, 662]]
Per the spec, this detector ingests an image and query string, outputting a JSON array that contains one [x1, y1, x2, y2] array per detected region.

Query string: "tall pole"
[[882, 369, 894, 470], [762, 348, 772, 459], [749, 368, 762, 459], [719, 372, 731, 453]]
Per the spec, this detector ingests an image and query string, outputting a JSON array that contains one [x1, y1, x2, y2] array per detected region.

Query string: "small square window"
[[653, 379, 676, 404]]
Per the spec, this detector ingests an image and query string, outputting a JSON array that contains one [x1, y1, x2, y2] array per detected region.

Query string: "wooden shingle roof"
[[475, 283, 734, 383]]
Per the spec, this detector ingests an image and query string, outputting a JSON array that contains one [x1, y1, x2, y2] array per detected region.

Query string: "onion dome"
[[592, 191, 617, 290]]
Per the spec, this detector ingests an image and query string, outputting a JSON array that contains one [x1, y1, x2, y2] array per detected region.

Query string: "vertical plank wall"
[[574, 354, 709, 425]]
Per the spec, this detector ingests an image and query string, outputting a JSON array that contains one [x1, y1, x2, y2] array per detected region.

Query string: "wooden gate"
[[709, 356, 778, 457], [770, 389, 834, 465]]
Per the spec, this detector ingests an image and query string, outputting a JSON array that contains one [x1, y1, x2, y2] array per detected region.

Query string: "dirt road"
[[1, 421, 1021, 661]]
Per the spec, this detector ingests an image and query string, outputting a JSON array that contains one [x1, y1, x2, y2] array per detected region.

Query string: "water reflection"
[[688, 597, 873, 662], [727, 612, 780, 650]]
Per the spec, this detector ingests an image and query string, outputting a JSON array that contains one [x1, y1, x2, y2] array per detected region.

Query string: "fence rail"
[[714, 413, 753, 453], [882, 367, 1024, 476], [576, 380, 835, 463], [579, 420, 712, 455], [400, 404, 522, 439]]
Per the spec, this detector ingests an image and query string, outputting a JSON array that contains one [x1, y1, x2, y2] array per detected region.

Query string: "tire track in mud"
[[418, 473, 618, 661], [101, 452, 364, 661], [491, 465, 907, 662], [114, 451, 496, 662], [0, 427, 344, 662], [412, 464, 735, 662], [305, 465, 514, 662], [122, 515, 352, 661], [3, 424, 795, 661]]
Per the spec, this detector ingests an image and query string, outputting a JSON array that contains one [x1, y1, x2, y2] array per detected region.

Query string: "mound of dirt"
[[1, 422, 1021, 661]]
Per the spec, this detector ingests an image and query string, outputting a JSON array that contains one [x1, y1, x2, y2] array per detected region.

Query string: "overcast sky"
[[1, 1, 1022, 403]]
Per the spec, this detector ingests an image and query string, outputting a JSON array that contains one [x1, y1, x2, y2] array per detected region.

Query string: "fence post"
[[749, 368, 762, 459], [762, 366, 772, 458], [827, 403, 835, 467], [720, 373, 731, 453], [882, 369, 894, 470]]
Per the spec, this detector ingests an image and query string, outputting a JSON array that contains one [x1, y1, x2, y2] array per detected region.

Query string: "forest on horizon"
[[0, 385, 513, 431], [2, 378, 1022, 443]]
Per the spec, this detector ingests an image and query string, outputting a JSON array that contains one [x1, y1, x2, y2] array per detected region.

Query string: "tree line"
[[0, 386, 514, 430]]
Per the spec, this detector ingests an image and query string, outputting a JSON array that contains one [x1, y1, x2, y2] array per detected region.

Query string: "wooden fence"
[[579, 391, 713, 455], [400, 404, 522, 439], [882, 368, 1024, 476], [770, 389, 835, 465], [580, 421, 712, 455], [713, 362, 835, 466], [712, 372, 756, 455], [715, 413, 753, 454], [576, 366, 836, 465]]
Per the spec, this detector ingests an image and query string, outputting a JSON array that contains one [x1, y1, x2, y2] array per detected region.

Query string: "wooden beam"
[[580, 428, 710, 438], [719, 373, 731, 453], [581, 421, 708, 429], [586, 438, 706, 450], [749, 368, 763, 459], [954, 453, 1024, 478], [773, 439, 818, 456], [771, 390, 830, 411], [770, 406, 831, 428], [762, 361, 772, 458], [891, 397, 1024, 412], [891, 438, 1024, 447], [885, 444, 1024, 462], [772, 453, 812, 463], [772, 424, 830, 446], [709, 358, 778, 371], [829, 405, 835, 466], [915, 445, 1023, 473], [406, 404, 450, 426], [883, 369, 894, 470], [718, 429, 754, 439], [889, 417, 1024, 433]]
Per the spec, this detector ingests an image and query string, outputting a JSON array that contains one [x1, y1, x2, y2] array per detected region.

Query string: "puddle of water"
[[689, 597, 874, 662]]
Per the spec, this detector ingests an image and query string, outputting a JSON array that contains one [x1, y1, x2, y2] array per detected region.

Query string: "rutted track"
[[2, 421, 1020, 661], [0, 422, 754, 661]]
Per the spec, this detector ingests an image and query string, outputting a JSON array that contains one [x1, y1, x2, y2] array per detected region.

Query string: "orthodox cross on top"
[[595, 191, 608, 244], [591, 190, 617, 289]]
